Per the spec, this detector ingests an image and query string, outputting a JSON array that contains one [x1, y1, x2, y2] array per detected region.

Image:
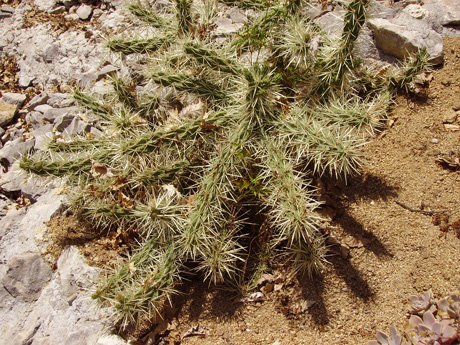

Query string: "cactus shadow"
[[297, 256, 374, 327], [328, 173, 399, 258], [174, 279, 241, 323]]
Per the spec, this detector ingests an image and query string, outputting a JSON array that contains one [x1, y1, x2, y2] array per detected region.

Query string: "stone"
[[47, 93, 74, 108], [64, 117, 90, 136], [368, 16, 444, 64], [54, 113, 76, 132], [228, 7, 247, 23], [2, 92, 27, 107], [403, 4, 428, 19], [2, 252, 52, 301], [443, 110, 458, 124], [34, 104, 53, 114], [76, 4, 92, 20], [0, 6, 14, 14], [97, 64, 118, 80], [0, 138, 35, 167], [0, 166, 55, 199], [315, 9, 345, 36], [43, 43, 60, 63], [34, 0, 57, 12], [0, 100, 17, 127], [27, 93, 49, 111], [42, 106, 78, 123], [214, 17, 244, 35], [48, 5, 66, 14], [33, 124, 54, 150], [65, 13, 80, 21]]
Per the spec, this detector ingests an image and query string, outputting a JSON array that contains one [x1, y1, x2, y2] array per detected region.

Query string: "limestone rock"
[[43, 106, 78, 123], [0, 100, 17, 127], [368, 15, 444, 64], [423, 0, 460, 25], [33, 124, 54, 150], [34, 104, 53, 114], [27, 93, 49, 112], [2, 92, 27, 107], [214, 17, 243, 35], [76, 4, 92, 20], [0, 138, 35, 167], [34, 0, 57, 12], [0, 162, 56, 198], [2, 252, 52, 301]]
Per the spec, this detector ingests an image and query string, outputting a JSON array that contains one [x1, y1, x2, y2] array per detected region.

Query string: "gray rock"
[[34, 104, 53, 114], [0, 162, 56, 200], [214, 17, 244, 35], [2, 252, 52, 301], [305, 3, 330, 20], [0, 138, 35, 167], [314, 9, 344, 36], [368, 16, 444, 64], [0, 100, 17, 127], [47, 93, 74, 108], [33, 124, 54, 150], [0, 5, 14, 14], [54, 113, 76, 132], [97, 64, 118, 81], [228, 7, 247, 23], [368, 1, 396, 20], [64, 117, 90, 136], [76, 4, 92, 20], [43, 43, 60, 63], [0, 189, 65, 258], [2, 92, 27, 107], [27, 93, 49, 111], [43, 106, 78, 123], [0, 6, 13, 19], [403, 4, 429, 19], [0, 206, 27, 240], [65, 13, 80, 21], [34, 0, 57, 12], [48, 5, 66, 14], [428, 0, 460, 25]]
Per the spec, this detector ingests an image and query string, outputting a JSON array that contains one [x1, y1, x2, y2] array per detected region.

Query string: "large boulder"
[[368, 14, 444, 64], [2, 252, 52, 301]]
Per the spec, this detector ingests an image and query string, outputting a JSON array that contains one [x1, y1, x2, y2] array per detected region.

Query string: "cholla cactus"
[[20, 0, 431, 327]]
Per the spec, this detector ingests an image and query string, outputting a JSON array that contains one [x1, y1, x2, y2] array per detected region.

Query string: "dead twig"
[[395, 200, 447, 216]]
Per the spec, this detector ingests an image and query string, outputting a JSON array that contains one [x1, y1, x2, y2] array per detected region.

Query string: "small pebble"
[[432, 138, 438, 144]]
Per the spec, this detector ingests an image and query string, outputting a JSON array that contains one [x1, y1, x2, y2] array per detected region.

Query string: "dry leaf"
[[118, 192, 134, 209], [110, 176, 128, 191], [90, 160, 114, 178], [181, 325, 206, 340]]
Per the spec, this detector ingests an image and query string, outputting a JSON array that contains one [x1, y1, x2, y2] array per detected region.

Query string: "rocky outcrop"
[[368, 14, 444, 64]]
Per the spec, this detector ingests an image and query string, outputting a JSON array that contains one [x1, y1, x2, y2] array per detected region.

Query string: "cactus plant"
[[20, 0, 431, 328]]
